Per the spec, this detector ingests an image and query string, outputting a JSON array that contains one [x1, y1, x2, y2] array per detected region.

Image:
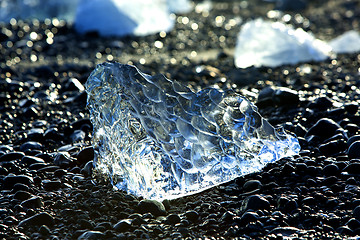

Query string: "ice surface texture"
[[235, 18, 331, 68], [86, 62, 300, 200]]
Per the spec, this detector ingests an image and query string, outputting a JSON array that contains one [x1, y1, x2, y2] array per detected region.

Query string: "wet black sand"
[[1, 0, 360, 239]]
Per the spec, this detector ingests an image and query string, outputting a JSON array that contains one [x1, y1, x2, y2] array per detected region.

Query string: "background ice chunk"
[[75, 0, 174, 36], [0, 0, 79, 22], [234, 18, 331, 68], [85, 62, 300, 200], [167, 0, 192, 14], [329, 30, 360, 54]]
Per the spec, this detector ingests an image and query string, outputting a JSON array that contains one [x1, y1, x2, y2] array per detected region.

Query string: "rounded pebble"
[[137, 199, 166, 216]]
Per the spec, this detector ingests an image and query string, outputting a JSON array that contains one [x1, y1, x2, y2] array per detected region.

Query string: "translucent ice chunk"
[[0, 0, 79, 23], [85, 62, 300, 200], [329, 31, 360, 54], [235, 18, 331, 68], [75, 0, 174, 36]]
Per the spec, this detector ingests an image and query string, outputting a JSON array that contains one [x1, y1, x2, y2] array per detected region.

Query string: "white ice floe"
[[75, 0, 174, 36], [329, 30, 360, 54], [234, 18, 332, 68]]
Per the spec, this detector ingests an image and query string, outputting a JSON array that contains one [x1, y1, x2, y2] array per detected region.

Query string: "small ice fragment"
[[234, 18, 331, 68], [75, 0, 174, 36], [329, 30, 360, 54], [85, 62, 300, 200]]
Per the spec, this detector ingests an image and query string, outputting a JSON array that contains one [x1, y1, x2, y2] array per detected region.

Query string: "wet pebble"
[[21, 196, 44, 209], [243, 180, 262, 192], [77, 230, 105, 240], [42, 180, 62, 191], [348, 141, 360, 159], [343, 163, 360, 174], [13, 190, 32, 201], [18, 212, 54, 227], [77, 147, 94, 165], [137, 199, 166, 216], [19, 141, 42, 152], [323, 164, 340, 176], [241, 195, 270, 211], [0, 152, 25, 162], [113, 219, 132, 232], [239, 211, 259, 224], [306, 118, 343, 140], [165, 213, 181, 225], [185, 210, 199, 222], [3, 175, 33, 189], [21, 155, 45, 165]]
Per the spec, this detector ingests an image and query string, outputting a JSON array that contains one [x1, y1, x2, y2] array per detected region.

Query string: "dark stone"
[[257, 86, 298, 107], [27, 128, 44, 140], [19, 141, 42, 152], [21, 196, 44, 209], [241, 195, 270, 211], [319, 140, 346, 156], [272, 87, 299, 106], [0, 152, 25, 162], [113, 219, 132, 232], [269, 226, 301, 236], [243, 180, 262, 192], [11, 183, 32, 193], [305, 118, 343, 140], [220, 211, 236, 222], [77, 147, 94, 165], [42, 180, 62, 191], [302, 197, 315, 206], [185, 210, 199, 222], [22, 107, 39, 118], [38, 166, 60, 172], [21, 155, 45, 165], [345, 124, 359, 135], [18, 212, 54, 227], [3, 175, 33, 189], [81, 161, 93, 176], [54, 169, 67, 177], [77, 230, 105, 240], [307, 96, 333, 111], [353, 206, 360, 220], [323, 164, 340, 176], [39, 225, 51, 236], [13, 190, 32, 201], [165, 214, 181, 225], [54, 152, 74, 168], [137, 199, 166, 216], [239, 211, 259, 224], [337, 226, 353, 235], [79, 219, 94, 229], [44, 128, 64, 141], [343, 163, 360, 174], [29, 163, 48, 170], [344, 102, 359, 114], [348, 141, 360, 159], [346, 218, 360, 230]]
